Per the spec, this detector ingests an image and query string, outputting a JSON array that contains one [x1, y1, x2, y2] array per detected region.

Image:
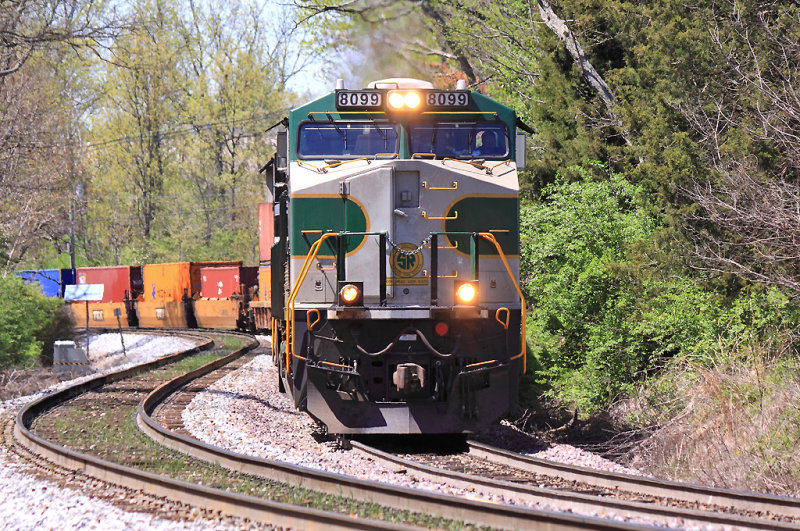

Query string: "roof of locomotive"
[[287, 81, 518, 161]]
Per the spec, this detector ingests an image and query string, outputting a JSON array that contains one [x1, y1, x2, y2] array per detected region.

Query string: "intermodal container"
[[76, 266, 136, 303], [190, 261, 242, 297], [143, 262, 191, 302], [258, 264, 272, 303], [71, 302, 130, 329], [200, 266, 240, 299], [60, 269, 76, 294], [258, 202, 274, 263], [144, 261, 242, 302], [17, 269, 65, 298], [194, 299, 241, 329]]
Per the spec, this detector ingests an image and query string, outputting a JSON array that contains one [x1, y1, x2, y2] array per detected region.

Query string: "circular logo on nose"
[[390, 243, 424, 277]]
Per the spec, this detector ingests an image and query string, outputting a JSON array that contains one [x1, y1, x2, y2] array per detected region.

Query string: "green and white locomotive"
[[267, 78, 526, 435]]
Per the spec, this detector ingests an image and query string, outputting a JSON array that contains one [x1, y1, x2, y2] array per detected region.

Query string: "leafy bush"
[[0, 274, 74, 368], [520, 163, 800, 412]]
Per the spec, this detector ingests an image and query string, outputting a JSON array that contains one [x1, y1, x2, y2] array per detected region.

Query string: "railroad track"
[[13, 330, 410, 530], [135, 337, 655, 530], [351, 440, 800, 530], [12, 329, 646, 530], [13, 328, 797, 530]]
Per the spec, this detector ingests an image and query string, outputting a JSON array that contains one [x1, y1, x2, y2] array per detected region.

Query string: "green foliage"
[[0, 234, 11, 270], [73, 0, 296, 266], [521, 163, 800, 412], [0, 275, 74, 368]]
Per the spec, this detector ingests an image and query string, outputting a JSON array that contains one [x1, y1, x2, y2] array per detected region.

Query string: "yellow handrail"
[[286, 233, 338, 377], [495, 307, 510, 330], [425, 241, 458, 250], [321, 360, 353, 369], [466, 359, 498, 369], [441, 157, 488, 171], [319, 157, 370, 172], [422, 210, 458, 221], [297, 160, 324, 173], [423, 180, 458, 191], [307, 309, 321, 331], [479, 232, 527, 373], [271, 317, 277, 361], [316, 261, 336, 271], [487, 160, 511, 174], [422, 270, 458, 279]]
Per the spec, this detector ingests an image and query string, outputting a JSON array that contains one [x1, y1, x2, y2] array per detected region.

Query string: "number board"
[[336, 90, 383, 109], [425, 91, 469, 108]]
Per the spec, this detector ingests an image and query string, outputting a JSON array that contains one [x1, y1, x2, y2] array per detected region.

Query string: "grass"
[[617, 351, 800, 496], [35, 343, 478, 529], [212, 334, 250, 352]]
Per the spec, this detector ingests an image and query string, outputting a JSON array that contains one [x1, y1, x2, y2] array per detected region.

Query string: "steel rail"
[[13, 331, 406, 531], [469, 440, 800, 519], [136, 343, 651, 531], [350, 441, 800, 531]]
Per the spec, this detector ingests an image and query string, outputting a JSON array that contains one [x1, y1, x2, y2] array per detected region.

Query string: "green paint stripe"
[[290, 197, 368, 256], [445, 197, 520, 256]]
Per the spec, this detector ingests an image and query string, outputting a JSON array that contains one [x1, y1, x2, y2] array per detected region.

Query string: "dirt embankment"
[[0, 367, 75, 401]]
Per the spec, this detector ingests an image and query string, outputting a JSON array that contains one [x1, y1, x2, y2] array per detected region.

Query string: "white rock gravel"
[[0, 333, 238, 531], [182, 343, 709, 529]]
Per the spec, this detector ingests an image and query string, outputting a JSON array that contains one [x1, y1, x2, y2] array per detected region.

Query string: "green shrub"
[[0, 274, 75, 368], [520, 163, 800, 413]]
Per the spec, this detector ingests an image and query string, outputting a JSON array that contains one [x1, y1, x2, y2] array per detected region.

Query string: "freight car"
[[264, 78, 527, 435], [19, 262, 264, 332], [17, 268, 76, 298]]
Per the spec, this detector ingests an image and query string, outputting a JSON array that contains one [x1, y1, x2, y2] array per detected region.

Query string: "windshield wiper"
[[327, 115, 345, 139], [368, 118, 387, 141], [368, 118, 389, 150], [430, 123, 439, 153]]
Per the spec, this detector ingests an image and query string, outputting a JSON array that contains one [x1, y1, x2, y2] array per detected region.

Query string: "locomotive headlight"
[[388, 91, 406, 109], [404, 91, 421, 108], [338, 282, 363, 306], [387, 90, 422, 110], [455, 282, 477, 305]]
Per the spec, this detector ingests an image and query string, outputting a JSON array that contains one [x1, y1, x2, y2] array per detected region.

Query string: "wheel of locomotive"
[[277, 339, 286, 394]]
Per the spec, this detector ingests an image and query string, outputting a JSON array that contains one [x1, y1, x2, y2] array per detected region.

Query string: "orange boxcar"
[[71, 301, 131, 329], [139, 261, 241, 328]]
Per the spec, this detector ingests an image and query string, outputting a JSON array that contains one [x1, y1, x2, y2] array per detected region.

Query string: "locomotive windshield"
[[409, 122, 509, 159], [298, 122, 399, 159]]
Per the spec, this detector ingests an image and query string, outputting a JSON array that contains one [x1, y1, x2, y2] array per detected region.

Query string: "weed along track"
[[14, 328, 800, 530]]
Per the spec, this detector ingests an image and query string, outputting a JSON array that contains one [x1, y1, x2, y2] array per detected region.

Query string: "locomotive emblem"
[[390, 243, 424, 278]]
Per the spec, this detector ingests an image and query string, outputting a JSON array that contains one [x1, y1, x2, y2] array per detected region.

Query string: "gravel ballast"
[[0, 333, 237, 531], [180, 345, 703, 528]]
